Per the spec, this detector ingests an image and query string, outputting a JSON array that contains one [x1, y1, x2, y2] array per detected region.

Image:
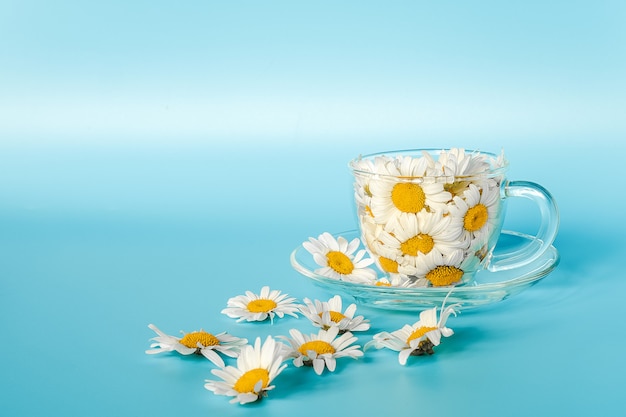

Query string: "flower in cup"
[[448, 182, 500, 245], [365, 298, 459, 365], [375, 274, 416, 287], [145, 324, 247, 367], [303, 232, 377, 284], [376, 211, 466, 266], [436, 147, 491, 176], [221, 286, 300, 323], [204, 336, 287, 404], [412, 248, 472, 287], [279, 326, 363, 375], [367, 158, 452, 224], [299, 295, 370, 333], [352, 156, 390, 222], [435, 148, 507, 196]]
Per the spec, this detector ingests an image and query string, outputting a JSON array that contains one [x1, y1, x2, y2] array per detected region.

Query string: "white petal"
[[324, 356, 337, 372], [398, 349, 412, 365], [313, 358, 326, 375], [201, 349, 225, 367]]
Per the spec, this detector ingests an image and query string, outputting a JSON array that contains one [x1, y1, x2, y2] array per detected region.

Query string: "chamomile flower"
[[204, 336, 287, 404], [145, 324, 247, 367], [299, 295, 370, 333], [368, 163, 452, 224], [365, 298, 459, 365], [448, 182, 501, 246], [369, 241, 419, 277], [352, 155, 391, 221], [303, 232, 377, 284], [378, 211, 465, 266], [436, 148, 491, 178], [221, 286, 300, 323], [413, 248, 471, 287], [280, 326, 363, 375]]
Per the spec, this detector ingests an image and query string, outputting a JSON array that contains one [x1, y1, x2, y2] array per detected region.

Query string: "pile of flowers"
[[344, 148, 507, 287], [146, 282, 460, 405]]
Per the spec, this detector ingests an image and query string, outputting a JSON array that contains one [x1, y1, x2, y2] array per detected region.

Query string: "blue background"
[[1, 1, 624, 416]]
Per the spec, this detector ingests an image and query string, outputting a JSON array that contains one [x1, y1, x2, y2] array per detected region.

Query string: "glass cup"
[[349, 148, 559, 287]]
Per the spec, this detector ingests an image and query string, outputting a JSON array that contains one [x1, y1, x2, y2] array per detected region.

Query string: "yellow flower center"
[[299, 340, 336, 356], [391, 183, 426, 213], [464, 203, 488, 232], [378, 256, 399, 273], [406, 326, 438, 344], [233, 368, 270, 394], [326, 251, 355, 275], [319, 310, 347, 323], [247, 299, 278, 313], [401, 233, 434, 256], [376, 281, 392, 287], [179, 331, 220, 348], [426, 265, 464, 286], [365, 205, 375, 218], [364, 184, 372, 197]]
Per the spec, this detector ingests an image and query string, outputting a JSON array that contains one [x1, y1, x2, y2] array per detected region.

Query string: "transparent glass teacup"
[[349, 148, 559, 287]]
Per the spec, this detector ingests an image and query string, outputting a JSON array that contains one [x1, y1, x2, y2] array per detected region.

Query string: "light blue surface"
[[1, 1, 625, 416]]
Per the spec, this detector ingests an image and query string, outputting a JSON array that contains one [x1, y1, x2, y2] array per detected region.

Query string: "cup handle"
[[487, 180, 560, 272]]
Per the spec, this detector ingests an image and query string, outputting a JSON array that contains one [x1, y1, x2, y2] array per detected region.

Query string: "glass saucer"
[[290, 229, 559, 311]]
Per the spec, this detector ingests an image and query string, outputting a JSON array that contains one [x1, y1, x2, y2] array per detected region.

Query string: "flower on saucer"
[[145, 324, 247, 367], [221, 286, 300, 323], [365, 298, 459, 365], [279, 326, 363, 375], [299, 295, 370, 333], [204, 336, 287, 404], [303, 232, 377, 284]]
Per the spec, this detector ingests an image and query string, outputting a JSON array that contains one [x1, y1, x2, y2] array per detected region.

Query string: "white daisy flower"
[[448, 182, 501, 246], [436, 148, 491, 178], [221, 286, 300, 323], [430, 148, 507, 197], [365, 297, 459, 365], [280, 326, 363, 375], [391, 153, 436, 178], [368, 236, 418, 277], [204, 336, 287, 404], [299, 295, 370, 333], [378, 211, 465, 267], [145, 324, 248, 367], [368, 162, 452, 224], [352, 156, 391, 222], [303, 232, 377, 284], [413, 248, 472, 287]]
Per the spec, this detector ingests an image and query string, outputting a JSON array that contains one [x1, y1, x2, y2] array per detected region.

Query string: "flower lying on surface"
[[279, 326, 363, 375], [303, 232, 377, 284], [205, 336, 287, 404], [299, 295, 370, 333], [145, 324, 247, 367], [365, 298, 459, 365], [222, 286, 300, 323]]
